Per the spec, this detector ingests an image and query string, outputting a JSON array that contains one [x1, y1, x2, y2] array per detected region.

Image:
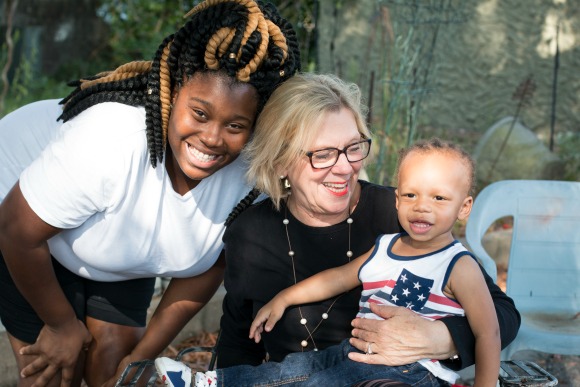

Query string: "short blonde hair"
[[243, 73, 371, 209]]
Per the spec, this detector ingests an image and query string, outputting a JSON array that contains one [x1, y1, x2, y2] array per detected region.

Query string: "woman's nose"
[[199, 123, 222, 147], [331, 152, 354, 174]]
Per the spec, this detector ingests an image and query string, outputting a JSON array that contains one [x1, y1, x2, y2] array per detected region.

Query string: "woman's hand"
[[348, 303, 456, 365], [0, 183, 90, 386], [101, 353, 148, 387], [19, 319, 92, 386], [102, 261, 228, 387]]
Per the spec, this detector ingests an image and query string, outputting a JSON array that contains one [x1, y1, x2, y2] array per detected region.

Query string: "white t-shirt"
[[0, 100, 253, 281]]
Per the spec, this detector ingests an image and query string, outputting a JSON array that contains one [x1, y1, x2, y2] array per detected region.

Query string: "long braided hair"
[[58, 0, 300, 169]]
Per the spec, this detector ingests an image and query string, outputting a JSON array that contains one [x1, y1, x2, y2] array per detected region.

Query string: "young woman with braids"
[[0, 1, 299, 386], [184, 74, 517, 385]]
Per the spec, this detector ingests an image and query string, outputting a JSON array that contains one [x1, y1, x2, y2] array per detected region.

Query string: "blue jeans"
[[216, 339, 447, 386]]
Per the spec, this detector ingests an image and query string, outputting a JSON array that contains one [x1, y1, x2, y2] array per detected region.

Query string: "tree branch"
[[0, 0, 20, 115]]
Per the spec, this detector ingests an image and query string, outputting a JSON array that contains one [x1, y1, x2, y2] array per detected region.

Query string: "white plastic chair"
[[465, 179, 580, 359]]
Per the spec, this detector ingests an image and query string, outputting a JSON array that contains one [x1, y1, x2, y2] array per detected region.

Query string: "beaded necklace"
[[282, 205, 353, 351]]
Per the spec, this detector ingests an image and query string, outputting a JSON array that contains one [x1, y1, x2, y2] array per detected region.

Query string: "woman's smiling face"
[[284, 107, 364, 226], [165, 72, 258, 194]]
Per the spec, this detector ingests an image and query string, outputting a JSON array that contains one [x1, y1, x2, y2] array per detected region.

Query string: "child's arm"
[[447, 255, 501, 387], [249, 247, 373, 343]]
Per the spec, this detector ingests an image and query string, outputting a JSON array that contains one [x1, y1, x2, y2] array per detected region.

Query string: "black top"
[[217, 181, 520, 370]]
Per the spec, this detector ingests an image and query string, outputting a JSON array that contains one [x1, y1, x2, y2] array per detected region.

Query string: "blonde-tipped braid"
[[159, 43, 172, 146], [267, 20, 288, 62], [237, 15, 269, 82], [205, 27, 236, 69], [78, 61, 152, 91], [201, 0, 271, 82]]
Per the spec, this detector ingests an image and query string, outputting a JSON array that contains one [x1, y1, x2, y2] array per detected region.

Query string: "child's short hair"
[[396, 138, 476, 196]]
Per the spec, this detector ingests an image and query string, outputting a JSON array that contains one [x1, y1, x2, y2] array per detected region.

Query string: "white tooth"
[[325, 184, 345, 192], [190, 146, 218, 162]]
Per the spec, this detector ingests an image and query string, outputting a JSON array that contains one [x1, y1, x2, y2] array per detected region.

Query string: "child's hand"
[[249, 298, 286, 343]]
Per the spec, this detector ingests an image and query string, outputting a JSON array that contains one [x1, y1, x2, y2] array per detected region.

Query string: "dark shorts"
[[0, 251, 156, 344]]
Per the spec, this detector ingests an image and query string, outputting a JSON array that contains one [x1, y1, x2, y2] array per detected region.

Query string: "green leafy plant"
[[97, 0, 201, 65], [97, 0, 318, 71], [365, 0, 466, 185], [0, 41, 71, 117]]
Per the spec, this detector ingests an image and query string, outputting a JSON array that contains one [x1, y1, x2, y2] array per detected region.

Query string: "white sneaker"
[[194, 370, 217, 387], [155, 357, 192, 387]]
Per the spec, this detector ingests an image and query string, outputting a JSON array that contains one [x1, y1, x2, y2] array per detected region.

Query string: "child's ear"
[[457, 196, 473, 221], [395, 189, 400, 210]]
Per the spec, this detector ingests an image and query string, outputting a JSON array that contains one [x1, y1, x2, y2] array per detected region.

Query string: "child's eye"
[[435, 196, 445, 201]]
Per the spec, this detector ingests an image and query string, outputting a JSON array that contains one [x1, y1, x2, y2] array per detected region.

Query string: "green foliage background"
[[97, 0, 317, 68], [1, 0, 317, 116], [2, 0, 577, 183]]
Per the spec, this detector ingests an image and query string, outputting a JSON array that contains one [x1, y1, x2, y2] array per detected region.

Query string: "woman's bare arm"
[[0, 182, 92, 386], [103, 253, 225, 387]]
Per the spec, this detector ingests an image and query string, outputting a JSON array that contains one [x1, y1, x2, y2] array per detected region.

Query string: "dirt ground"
[[526, 353, 579, 386]]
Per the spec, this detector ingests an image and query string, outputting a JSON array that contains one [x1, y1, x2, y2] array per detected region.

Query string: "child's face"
[[395, 150, 473, 250]]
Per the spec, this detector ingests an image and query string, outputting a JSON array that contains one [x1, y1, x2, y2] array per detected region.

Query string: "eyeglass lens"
[[309, 140, 370, 169]]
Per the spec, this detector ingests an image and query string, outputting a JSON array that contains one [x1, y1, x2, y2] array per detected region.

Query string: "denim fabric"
[[216, 339, 448, 387]]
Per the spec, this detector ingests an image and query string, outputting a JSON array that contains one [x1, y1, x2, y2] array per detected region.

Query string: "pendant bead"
[[322, 313, 328, 319], [301, 340, 308, 348], [300, 318, 307, 325], [346, 251, 353, 258], [283, 219, 289, 225], [347, 217, 353, 224], [288, 250, 295, 257]]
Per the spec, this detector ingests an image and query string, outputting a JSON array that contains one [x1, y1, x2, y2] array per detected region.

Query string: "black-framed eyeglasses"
[[305, 138, 372, 169]]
